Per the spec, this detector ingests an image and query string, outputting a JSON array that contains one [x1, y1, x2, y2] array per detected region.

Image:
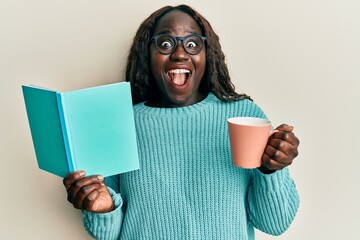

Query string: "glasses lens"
[[156, 35, 176, 54], [184, 36, 203, 54]]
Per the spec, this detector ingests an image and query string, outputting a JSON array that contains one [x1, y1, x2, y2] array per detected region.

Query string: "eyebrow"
[[155, 28, 201, 36]]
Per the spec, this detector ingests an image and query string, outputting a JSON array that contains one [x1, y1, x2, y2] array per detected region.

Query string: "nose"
[[170, 40, 189, 61]]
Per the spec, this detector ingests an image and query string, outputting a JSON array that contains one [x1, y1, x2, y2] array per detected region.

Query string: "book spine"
[[56, 93, 75, 172]]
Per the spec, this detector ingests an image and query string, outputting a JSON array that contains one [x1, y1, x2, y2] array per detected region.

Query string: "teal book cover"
[[22, 82, 140, 178]]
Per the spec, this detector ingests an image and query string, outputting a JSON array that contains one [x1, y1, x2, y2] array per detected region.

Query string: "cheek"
[[194, 53, 207, 76], [150, 51, 157, 74], [150, 51, 166, 78]]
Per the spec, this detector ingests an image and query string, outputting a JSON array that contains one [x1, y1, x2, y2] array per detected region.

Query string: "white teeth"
[[167, 69, 190, 86], [168, 69, 190, 74]]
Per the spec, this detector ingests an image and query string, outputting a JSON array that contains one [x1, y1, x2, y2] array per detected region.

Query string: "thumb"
[[276, 124, 294, 132]]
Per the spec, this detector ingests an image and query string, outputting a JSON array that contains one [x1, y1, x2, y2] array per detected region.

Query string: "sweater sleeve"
[[82, 175, 124, 240], [247, 168, 300, 236]]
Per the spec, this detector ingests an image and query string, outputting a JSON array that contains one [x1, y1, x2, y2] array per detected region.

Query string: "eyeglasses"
[[150, 34, 207, 55]]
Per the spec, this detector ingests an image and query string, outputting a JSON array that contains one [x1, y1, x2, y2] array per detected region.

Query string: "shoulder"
[[213, 95, 267, 119]]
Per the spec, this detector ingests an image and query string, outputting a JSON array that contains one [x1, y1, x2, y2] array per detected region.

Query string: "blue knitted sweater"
[[83, 93, 299, 240]]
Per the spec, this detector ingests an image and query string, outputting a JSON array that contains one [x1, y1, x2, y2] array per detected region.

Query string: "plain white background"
[[1, 0, 359, 239]]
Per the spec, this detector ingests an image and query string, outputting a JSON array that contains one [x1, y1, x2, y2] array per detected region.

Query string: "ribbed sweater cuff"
[[253, 168, 291, 192], [250, 168, 299, 235], [82, 187, 123, 239]]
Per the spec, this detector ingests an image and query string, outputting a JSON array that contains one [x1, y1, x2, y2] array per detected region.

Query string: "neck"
[[146, 93, 207, 108]]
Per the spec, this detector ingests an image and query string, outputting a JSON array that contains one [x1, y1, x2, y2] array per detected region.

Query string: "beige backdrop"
[[1, 0, 359, 239]]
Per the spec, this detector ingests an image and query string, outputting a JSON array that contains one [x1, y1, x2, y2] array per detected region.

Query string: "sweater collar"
[[134, 93, 217, 117]]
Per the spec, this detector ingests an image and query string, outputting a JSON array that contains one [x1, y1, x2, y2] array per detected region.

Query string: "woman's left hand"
[[259, 124, 300, 173]]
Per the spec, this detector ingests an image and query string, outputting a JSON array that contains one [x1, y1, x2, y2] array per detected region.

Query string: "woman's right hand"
[[63, 170, 114, 213]]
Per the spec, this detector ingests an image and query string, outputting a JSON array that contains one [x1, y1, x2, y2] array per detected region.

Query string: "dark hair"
[[125, 4, 252, 104]]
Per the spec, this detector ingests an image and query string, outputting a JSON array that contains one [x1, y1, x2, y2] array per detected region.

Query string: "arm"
[[248, 124, 300, 235], [237, 99, 300, 234], [248, 168, 299, 235], [82, 175, 124, 240], [64, 172, 124, 240]]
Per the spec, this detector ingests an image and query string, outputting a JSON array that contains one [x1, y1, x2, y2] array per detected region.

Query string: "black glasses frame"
[[150, 34, 207, 55]]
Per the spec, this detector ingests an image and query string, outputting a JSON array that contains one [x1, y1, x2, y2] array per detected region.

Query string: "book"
[[22, 82, 140, 178]]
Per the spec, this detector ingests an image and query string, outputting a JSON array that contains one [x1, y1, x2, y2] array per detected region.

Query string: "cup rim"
[[227, 117, 271, 126]]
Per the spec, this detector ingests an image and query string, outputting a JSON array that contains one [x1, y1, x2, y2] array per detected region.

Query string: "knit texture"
[[83, 93, 299, 240]]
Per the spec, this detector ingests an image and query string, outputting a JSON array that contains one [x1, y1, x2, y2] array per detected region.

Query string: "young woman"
[[64, 5, 300, 239]]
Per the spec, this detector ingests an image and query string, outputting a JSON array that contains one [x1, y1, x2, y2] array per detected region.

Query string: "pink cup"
[[227, 117, 277, 168]]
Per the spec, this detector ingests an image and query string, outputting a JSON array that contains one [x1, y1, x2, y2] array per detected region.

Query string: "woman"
[[64, 5, 300, 239]]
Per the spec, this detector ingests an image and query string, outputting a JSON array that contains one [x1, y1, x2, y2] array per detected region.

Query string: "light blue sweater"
[[83, 93, 299, 239]]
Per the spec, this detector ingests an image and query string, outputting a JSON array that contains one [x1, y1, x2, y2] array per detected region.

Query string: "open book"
[[22, 82, 139, 178]]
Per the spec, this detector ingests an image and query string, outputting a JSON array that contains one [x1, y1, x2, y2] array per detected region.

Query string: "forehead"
[[154, 10, 202, 35]]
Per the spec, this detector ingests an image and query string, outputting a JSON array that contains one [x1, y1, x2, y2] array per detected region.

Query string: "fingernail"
[[97, 175, 104, 181], [77, 170, 86, 177]]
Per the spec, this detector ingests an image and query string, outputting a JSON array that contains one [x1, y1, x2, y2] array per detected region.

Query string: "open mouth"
[[166, 69, 191, 86]]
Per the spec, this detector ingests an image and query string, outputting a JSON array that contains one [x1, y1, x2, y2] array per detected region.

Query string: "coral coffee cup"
[[227, 117, 277, 168]]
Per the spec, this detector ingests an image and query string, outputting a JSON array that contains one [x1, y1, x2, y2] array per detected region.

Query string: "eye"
[[186, 41, 197, 48], [160, 40, 173, 49]]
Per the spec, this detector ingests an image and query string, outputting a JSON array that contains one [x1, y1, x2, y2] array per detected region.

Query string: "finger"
[[268, 138, 295, 157], [264, 144, 291, 165], [82, 189, 101, 211], [262, 152, 288, 171], [63, 170, 86, 191], [275, 124, 294, 132], [67, 175, 104, 204], [272, 131, 298, 145], [72, 183, 103, 210]]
